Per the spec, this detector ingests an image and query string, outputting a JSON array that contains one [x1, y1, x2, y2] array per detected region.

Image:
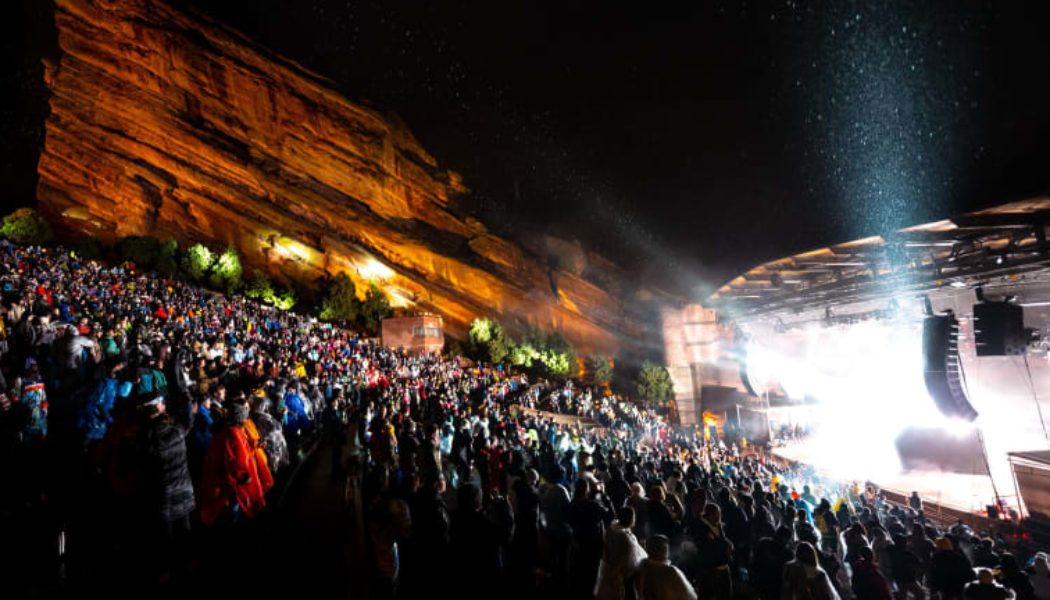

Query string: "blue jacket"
[[191, 403, 213, 451], [282, 391, 311, 434], [78, 378, 122, 445]]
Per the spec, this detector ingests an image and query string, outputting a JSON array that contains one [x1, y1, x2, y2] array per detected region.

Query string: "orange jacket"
[[199, 425, 267, 525], [243, 418, 275, 493]]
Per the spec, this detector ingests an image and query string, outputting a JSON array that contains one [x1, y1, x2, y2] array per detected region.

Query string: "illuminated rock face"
[[37, 0, 660, 353]]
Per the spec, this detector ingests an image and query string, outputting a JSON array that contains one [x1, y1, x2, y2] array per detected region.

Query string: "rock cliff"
[[37, 0, 665, 353]]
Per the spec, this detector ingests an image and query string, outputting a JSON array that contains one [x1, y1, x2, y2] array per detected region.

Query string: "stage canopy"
[[709, 196, 1050, 318]]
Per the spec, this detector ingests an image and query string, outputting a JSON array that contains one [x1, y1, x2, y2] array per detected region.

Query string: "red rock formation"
[[37, 0, 666, 353]]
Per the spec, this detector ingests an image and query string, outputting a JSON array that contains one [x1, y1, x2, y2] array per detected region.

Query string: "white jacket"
[[635, 558, 697, 600], [595, 521, 649, 600]]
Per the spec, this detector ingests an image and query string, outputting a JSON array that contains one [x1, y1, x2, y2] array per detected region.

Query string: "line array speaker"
[[922, 314, 978, 421]]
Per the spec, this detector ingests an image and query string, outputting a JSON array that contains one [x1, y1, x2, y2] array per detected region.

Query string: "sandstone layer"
[[37, 0, 664, 353]]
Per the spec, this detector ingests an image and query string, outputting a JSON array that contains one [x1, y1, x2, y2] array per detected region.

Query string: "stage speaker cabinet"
[[923, 314, 978, 421], [974, 301, 1026, 356]]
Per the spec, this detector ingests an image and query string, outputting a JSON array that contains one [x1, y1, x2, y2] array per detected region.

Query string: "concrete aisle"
[[265, 442, 365, 599]]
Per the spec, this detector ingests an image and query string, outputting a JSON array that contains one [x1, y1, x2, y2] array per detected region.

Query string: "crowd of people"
[[0, 240, 1048, 600]]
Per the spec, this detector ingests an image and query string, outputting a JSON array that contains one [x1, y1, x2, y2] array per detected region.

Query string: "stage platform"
[[771, 442, 1003, 526]]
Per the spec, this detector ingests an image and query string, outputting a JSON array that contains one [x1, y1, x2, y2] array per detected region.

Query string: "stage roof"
[[1008, 451, 1050, 469], [708, 197, 1050, 318]]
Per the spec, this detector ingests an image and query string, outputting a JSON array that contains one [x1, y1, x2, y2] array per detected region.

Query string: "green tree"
[[359, 282, 391, 335], [468, 317, 511, 365], [590, 354, 613, 386], [469, 318, 495, 344], [181, 243, 214, 280], [1, 208, 53, 245], [521, 323, 549, 351], [271, 285, 297, 310], [510, 342, 539, 368], [547, 331, 579, 378], [540, 350, 573, 379], [319, 272, 358, 322], [636, 361, 675, 404], [244, 269, 273, 300], [155, 238, 179, 277], [483, 326, 510, 365], [208, 246, 243, 292], [515, 323, 578, 379]]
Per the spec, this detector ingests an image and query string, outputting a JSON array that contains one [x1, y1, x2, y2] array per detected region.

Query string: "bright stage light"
[[746, 318, 970, 481]]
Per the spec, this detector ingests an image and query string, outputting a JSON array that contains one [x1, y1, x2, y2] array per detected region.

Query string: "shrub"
[[1, 208, 53, 245]]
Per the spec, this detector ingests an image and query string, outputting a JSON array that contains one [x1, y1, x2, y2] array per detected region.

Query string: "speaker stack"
[[922, 313, 978, 421]]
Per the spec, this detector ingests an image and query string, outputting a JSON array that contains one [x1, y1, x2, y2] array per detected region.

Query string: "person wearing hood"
[[1001, 553, 1036, 600], [251, 395, 289, 474], [569, 477, 616, 598], [695, 503, 734, 600], [198, 400, 267, 526], [890, 533, 926, 600], [77, 360, 126, 447], [966, 568, 1015, 600], [139, 392, 194, 582], [239, 396, 274, 495], [1031, 553, 1050, 600], [541, 466, 573, 589], [595, 506, 649, 600], [782, 541, 842, 600], [635, 534, 696, 600], [187, 396, 213, 484], [930, 536, 975, 600], [852, 546, 893, 600]]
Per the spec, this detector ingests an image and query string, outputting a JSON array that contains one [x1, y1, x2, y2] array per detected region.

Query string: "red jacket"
[[198, 425, 267, 525]]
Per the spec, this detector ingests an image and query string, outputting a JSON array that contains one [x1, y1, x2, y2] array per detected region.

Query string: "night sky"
[[3, 0, 1049, 298]]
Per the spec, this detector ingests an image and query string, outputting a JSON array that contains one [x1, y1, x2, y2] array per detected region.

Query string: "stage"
[[772, 442, 1003, 523]]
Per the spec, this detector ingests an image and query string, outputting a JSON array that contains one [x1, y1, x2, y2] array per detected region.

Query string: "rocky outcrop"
[[37, 0, 666, 353]]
